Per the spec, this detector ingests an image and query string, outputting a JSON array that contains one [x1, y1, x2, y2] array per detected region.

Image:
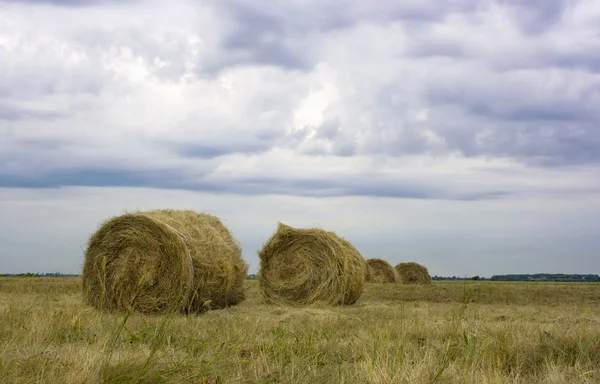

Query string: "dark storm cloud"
[[227, 176, 435, 198], [0, 168, 212, 191], [204, 0, 479, 72], [315, 120, 341, 140], [0, 162, 518, 201], [2, 138, 65, 152], [211, 0, 479, 30], [217, 5, 310, 71], [2, 0, 137, 6], [0, 102, 69, 121], [449, 96, 597, 123], [423, 109, 600, 167], [546, 50, 600, 73], [486, 48, 600, 73], [173, 141, 272, 159], [420, 73, 600, 165], [404, 38, 469, 59], [230, 176, 513, 200], [504, 0, 571, 35]]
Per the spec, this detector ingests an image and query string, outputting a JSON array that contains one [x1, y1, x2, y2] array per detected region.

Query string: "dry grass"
[[258, 223, 366, 306], [1, 277, 599, 383]]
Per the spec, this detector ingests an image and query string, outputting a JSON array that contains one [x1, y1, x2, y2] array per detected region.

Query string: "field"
[[0, 278, 599, 384]]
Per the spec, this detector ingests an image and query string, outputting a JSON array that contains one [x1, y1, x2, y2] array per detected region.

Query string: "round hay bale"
[[82, 209, 248, 314], [364, 262, 373, 282], [395, 262, 432, 285], [366, 258, 399, 283], [258, 223, 366, 306]]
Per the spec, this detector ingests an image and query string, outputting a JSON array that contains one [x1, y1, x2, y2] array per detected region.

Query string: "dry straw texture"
[[366, 259, 399, 283], [82, 209, 248, 314], [258, 223, 366, 306], [395, 262, 432, 285]]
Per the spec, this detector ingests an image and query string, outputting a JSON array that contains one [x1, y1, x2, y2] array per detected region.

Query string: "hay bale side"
[[82, 209, 248, 314], [258, 223, 366, 306], [395, 262, 432, 285], [152, 210, 248, 313], [82, 212, 194, 314], [366, 258, 399, 283]]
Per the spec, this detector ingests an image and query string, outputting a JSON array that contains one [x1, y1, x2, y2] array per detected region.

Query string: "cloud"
[[0, 102, 68, 121], [203, 0, 484, 73], [0, 0, 599, 200], [2, 0, 137, 6], [215, 5, 311, 72], [504, 0, 571, 35]]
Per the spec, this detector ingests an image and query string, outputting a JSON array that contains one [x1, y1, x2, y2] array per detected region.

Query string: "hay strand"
[[395, 262, 432, 285], [258, 223, 366, 306], [366, 258, 399, 283]]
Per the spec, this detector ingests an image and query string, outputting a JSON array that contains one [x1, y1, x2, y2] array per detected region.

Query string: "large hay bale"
[[258, 223, 366, 306], [395, 262, 432, 285], [82, 209, 248, 314], [366, 258, 399, 283]]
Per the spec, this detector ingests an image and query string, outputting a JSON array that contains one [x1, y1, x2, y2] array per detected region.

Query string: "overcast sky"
[[1, 0, 599, 277]]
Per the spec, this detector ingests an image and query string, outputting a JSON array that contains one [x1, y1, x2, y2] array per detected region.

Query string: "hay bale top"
[[258, 222, 366, 306], [395, 261, 432, 285], [366, 258, 399, 283]]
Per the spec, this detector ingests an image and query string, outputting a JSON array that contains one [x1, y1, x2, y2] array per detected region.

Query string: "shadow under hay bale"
[[258, 223, 366, 306], [366, 258, 399, 283], [395, 262, 432, 285], [82, 209, 248, 314]]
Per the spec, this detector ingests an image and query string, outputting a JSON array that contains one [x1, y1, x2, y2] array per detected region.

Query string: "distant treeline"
[[0, 273, 80, 278], [490, 274, 600, 282], [3, 273, 598, 282], [433, 274, 600, 282], [433, 276, 488, 281]]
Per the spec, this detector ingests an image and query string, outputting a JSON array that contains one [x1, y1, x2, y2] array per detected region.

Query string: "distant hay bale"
[[395, 262, 432, 285], [82, 209, 248, 314], [258, 223, 366, 306], [366, 259, 399, 283], [364, 262, 373, 282]]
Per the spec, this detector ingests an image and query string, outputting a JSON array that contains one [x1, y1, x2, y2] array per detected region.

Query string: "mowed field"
[[0, 278, 599, 384]]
